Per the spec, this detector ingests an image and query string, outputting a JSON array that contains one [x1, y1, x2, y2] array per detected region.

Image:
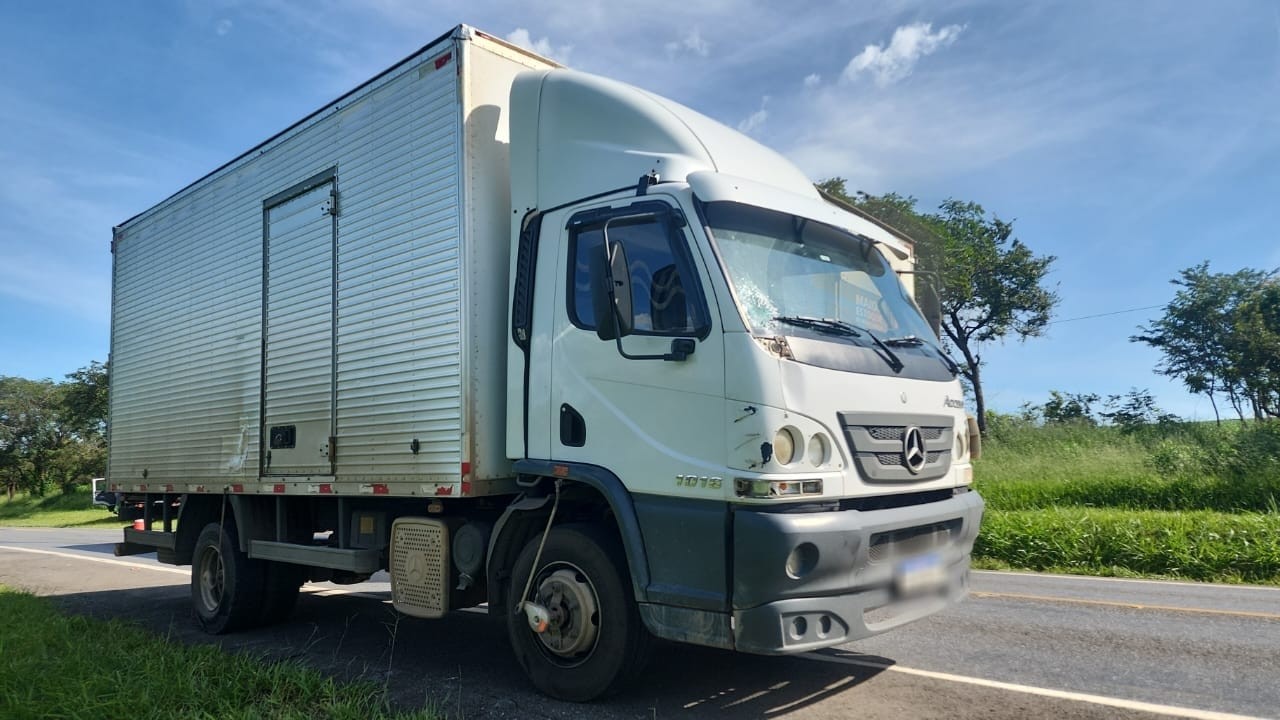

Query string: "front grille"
[[868, 426, 943, 442], [868, 519, 960, 563], [838, 412, 956, 483], [875, 450, 944, 466]]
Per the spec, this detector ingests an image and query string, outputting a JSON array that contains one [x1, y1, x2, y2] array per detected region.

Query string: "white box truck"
[[109, 24, 984, 701]]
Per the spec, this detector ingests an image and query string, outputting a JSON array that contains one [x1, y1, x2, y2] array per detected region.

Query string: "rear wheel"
[[191, 522, 265, 633], [507, 523, 651, 701]]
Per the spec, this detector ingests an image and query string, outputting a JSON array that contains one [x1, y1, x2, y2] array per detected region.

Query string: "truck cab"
[[499, 68, 982, 694]]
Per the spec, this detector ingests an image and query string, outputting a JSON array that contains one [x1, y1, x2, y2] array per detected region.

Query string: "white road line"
[[974, 570, 1280, 593], [807, 653, 1263, 720], [0, 544, 189, 576], [971, 591, 1280, 621]]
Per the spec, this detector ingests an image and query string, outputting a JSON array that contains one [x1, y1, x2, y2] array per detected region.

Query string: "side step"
[[249, 540, 381, 573]]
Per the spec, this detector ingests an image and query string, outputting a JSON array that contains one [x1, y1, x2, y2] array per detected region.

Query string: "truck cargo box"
[[108, 27, 554, 499]]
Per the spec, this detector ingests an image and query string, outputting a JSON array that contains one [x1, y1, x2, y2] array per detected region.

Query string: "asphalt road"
[[0, 526, 1275, 720]]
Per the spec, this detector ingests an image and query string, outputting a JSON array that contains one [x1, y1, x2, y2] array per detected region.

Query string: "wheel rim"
[[531, 562, 601, 666], [196, 543, 226, 614]]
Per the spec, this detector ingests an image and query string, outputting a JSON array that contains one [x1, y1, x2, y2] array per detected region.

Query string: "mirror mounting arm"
[[610, 335, 696, 362]]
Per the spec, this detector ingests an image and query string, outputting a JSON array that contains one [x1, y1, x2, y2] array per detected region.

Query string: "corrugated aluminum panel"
[[333, 58, 463, 478], [109, 36, 462, 488]]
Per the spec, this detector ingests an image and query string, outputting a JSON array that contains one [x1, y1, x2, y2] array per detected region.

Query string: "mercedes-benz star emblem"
[[902, 426, 926, 474]]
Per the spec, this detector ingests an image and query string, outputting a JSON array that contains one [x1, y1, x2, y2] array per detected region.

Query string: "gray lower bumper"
[[732, 490, 983, 655]]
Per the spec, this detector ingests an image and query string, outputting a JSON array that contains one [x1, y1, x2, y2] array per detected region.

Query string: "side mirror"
[[589, 234, 634, 341]]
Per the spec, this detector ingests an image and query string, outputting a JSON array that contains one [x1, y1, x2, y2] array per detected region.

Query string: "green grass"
[[0, 487, 123, 528], [975, 506, 1280, 584], [974, 420, 1280, 584], [0, 586, 438, 720]]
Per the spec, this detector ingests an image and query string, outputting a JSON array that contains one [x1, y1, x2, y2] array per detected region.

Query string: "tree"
[[1041, 391, 1100, 425], [819, 180, 1060, 432], [1132, 263, 1275, 423], [61, 360, 108, 439], [1232, 281, 1280, 418], [1099, 388, 1179, 431], [0, 362, 109, 498], [0, 377, 64, 498]]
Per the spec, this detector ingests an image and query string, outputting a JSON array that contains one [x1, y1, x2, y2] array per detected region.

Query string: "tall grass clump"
[[975, 507, 1280, 583], [974, 416, 1280, 584], [0, 586, 438, 720]]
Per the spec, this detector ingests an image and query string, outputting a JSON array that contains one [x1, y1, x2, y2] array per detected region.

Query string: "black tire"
[[258, 562, 306, 625], [191, 522, 266, 634], [507, 523, 651, 701]]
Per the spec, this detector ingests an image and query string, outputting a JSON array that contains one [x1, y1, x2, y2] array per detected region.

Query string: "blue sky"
[[2, 1, 1278, 419]]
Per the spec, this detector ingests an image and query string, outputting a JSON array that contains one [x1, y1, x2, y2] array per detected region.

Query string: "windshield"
[[701, 201, 937, 343]]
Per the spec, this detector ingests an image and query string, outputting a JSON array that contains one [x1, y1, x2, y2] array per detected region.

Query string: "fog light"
[[785, 542, 819, 579]]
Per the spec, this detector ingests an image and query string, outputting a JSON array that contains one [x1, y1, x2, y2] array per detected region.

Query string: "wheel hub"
[[533, 567, 599, 658], [197, 545, 226, 613]]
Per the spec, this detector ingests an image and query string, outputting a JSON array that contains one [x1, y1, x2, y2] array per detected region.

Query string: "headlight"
[[773, 427, 799, 465], [807, 433, 830, 467]]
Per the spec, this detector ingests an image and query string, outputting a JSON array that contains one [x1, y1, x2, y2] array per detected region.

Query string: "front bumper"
[[732, 490, 983, 654]]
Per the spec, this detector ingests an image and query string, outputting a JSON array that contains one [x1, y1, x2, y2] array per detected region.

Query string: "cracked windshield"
[[701, 201, 936, 342]]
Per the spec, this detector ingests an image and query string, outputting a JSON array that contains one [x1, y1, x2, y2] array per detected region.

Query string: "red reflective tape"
[[273, 484, 286, 493], [435, 485, 454, 496], [195, 485, 206, 493], [461, 462, 472, 476], [460, 480, 472, 496], [231, 484, 244, 493], [138, 484, 147, 492], [435, 52, 452, 70], [165, 484, 175, 492], [372, 483, 389, 495], [320, 484, 332, 494]]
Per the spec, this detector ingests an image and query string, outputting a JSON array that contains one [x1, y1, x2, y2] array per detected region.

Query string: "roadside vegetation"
[[0, 486, 120, 528], [0, 585, 437, 720], [974, 406, 1280, 584]]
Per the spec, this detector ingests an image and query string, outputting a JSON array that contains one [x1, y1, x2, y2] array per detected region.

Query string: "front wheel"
[[507, 523, 651, 701]]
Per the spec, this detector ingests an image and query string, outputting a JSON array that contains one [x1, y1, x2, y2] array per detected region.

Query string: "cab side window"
[[568, 210, 708, 336]]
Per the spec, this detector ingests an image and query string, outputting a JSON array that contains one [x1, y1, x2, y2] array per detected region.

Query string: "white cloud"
[[665, 28, 711, 58], [215, 19, 233, 36], [505, 28, 573, 65], [782, 48, 1145, 191], [803, 73, 821, 88], [841, 22, 964, 88], [737, 95, 770, 135]]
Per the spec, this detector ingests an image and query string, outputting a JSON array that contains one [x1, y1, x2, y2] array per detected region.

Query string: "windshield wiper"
[[885, 335, 961, 376], [772, 315, 862, 337], [773, 316, 906, 373], [851, 325, 904, 373]]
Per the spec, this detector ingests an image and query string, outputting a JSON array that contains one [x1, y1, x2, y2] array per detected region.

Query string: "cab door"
[[548, 197, 726, 496]]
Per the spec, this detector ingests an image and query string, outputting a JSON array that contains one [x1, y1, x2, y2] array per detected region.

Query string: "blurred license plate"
[[895, 553, 946, 596]]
